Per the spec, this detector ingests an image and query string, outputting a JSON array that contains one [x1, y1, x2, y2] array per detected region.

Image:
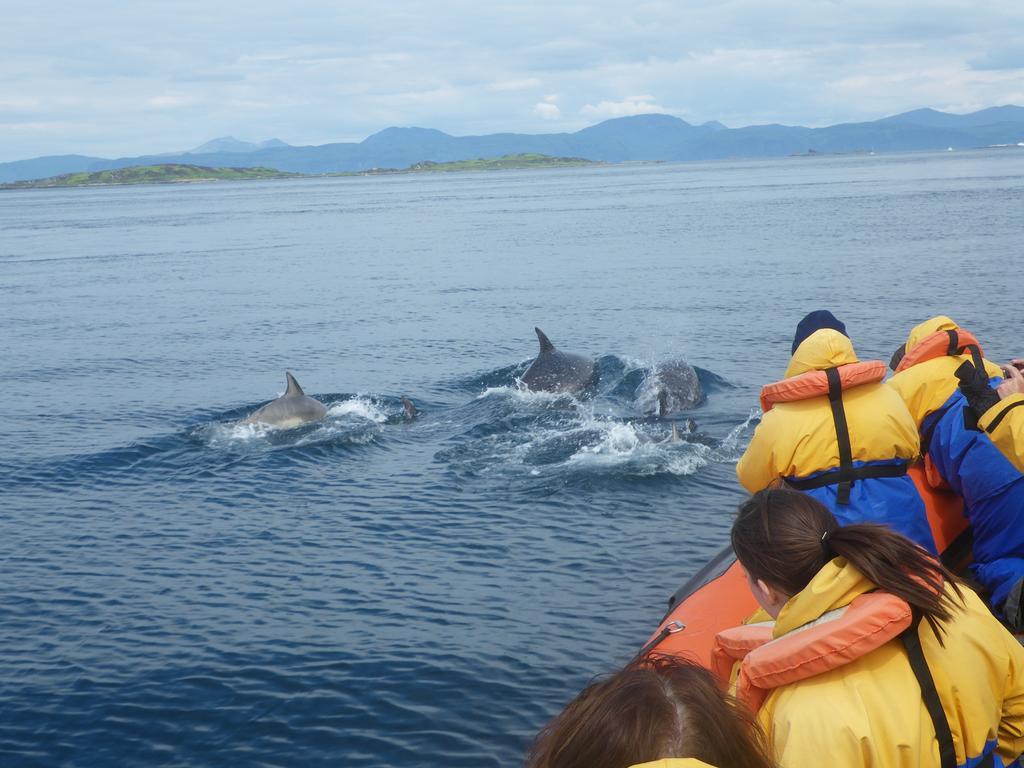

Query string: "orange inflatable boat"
[[641, 465, 969, 669]]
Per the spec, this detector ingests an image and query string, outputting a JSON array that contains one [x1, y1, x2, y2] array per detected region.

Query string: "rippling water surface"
[[2, 151, 1023, 767]]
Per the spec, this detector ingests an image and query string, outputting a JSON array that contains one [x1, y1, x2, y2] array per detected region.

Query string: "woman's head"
[[731, 488, 961, 635], [526, 656, 775, 768], [731, 488, 840, 613]]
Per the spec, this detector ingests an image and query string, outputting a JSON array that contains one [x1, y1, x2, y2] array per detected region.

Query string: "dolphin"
[[646, 360, 704, 416], [243, 372, 328, 428], [644, 423, 684, 445], [634, 420, 696, 445], [663, 423, 686, 443], [520, 327, 599, 394], [401, 396, 418, 420]]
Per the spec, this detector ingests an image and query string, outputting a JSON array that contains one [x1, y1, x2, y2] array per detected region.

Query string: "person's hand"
[[998, 363, 1024, 399]]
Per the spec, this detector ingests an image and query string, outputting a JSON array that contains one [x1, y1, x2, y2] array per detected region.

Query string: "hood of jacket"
[[784, 328, 860, 379], [773, 557, 877, 638], [905, 315, 959, 355]]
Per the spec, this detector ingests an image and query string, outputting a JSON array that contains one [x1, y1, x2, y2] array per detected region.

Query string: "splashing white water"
[[327, 396, 388, 423], [558, 418, 709, 476], [666, 444, 714, 475], [203, 420, 276, 446], [196, 395, 392, 450], [714, 408, 761, 462], [574, 422, 646, 456], [476, 385, 581, 407]]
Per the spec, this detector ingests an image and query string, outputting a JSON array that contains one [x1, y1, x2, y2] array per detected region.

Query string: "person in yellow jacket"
[[525, 656, 776, 768], [721, 488, 1024, 768], [958, 358, 1024, 473], [889, 315, 1024, 626], [737, 310, 934, 551]]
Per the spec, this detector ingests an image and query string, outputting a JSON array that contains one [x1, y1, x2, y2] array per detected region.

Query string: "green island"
[[1, 154, 598, 189], [1, 164, 298, 189], [344, 154, 597, 175]]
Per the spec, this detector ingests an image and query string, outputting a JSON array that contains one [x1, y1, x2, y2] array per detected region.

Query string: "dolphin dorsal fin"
[[671, 424, 681, 442], [284, 372, 305, 396], [535, 327, 555, 354]]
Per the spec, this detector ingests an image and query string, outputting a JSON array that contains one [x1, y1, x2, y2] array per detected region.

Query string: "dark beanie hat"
[[791, 310, 848, 354]]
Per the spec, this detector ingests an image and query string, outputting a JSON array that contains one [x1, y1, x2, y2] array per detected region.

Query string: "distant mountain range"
[[183, 136, 291, 154], [3, 106, 1023, 184]]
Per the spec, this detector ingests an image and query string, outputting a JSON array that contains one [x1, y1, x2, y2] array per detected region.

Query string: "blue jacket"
[[923, 390, 1024, 610], [889, 316, 1024, 616]]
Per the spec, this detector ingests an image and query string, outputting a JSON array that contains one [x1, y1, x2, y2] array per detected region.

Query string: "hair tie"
[[820, 529, 833, 560]]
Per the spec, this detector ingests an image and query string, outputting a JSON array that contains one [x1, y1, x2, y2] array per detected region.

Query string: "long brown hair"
[[731, 488, 963, 639], [525, 656, 776, 768]]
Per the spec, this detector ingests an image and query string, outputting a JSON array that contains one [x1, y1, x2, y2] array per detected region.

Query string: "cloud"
[[827, 64, 1024, 118], [1, 0, 1024, 160], [969, 38, 1024, 71], [487, 77, 542, 92], [147, 94, 196, 109], [533, 102, 561, 120], [580, 95, 666, 119]]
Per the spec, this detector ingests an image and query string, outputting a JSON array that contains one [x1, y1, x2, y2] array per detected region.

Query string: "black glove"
[[955, 360, 1000, 419]]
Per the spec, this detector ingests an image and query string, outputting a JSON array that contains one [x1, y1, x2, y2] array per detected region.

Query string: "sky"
[[2, 0, 1023, 162]]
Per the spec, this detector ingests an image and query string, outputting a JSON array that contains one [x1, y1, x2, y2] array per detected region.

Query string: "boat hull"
[[642, 465, 968, 668]]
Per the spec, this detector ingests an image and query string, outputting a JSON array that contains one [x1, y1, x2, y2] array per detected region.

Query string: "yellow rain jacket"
[[754, 562, 1024, 768], [738, 329, 920, 489], [630, 761, 717, 768], [979, 394, 1024, 473], [737, 329, 932, 548], [888, 315, 1024, 615], [888, 315, 1003, 428]]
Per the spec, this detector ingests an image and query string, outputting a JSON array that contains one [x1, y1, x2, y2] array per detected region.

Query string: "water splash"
[[713, 408, 761, 462], [472, 386, 592, 419], [194, 395, 397, 451], [327, 396, 388, 423]]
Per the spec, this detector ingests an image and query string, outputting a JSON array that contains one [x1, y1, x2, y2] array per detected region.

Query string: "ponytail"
[[732, 489, 963, 640]]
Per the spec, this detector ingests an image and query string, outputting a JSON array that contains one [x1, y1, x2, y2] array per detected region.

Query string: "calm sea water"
[[2, 150, 1023, 767]]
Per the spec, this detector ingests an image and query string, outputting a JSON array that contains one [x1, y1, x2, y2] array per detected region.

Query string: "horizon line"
[[4, 102, 1022, 165]]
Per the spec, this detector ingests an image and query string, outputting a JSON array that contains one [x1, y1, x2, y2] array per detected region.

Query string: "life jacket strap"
[[901, 613, 957, 768], [945, 329, 959, 356], [920, 403, 955, 455], [786, 461, 908, 492], [985, 399, 1024, 434], [946, 328, 986, 375], [825, 367, 855, 505], [915, 331, 990, 449]]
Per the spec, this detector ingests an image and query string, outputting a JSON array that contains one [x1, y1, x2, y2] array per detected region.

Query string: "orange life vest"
[[760, 360, 887, 414], [758, 360, 891, 504], [894, 328, 987, 489], [711, 591, 912, 712], [895, 328, 985, 374]]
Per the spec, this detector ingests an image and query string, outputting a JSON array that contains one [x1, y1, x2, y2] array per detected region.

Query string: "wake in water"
[[17, 394, 426, 491], [17, 361, 738, 491], [195, 394, 413, 451], [436, 359, 748, 481]]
